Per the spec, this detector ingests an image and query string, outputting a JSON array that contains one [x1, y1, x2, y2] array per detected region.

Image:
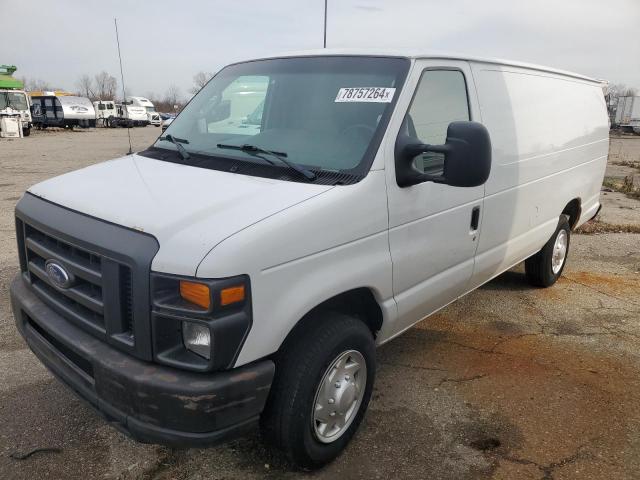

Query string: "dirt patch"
[[577, 219, 640, 234], [565, 270, 640, 298], [416, 317, 640, 475]]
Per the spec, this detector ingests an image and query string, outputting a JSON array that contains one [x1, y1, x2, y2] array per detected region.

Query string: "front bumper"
[[11, 274, 274, 447]]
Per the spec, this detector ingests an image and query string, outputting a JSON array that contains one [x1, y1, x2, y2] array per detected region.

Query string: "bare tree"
[[76, 74, 95, 99], [94, 71, 118, 100], [605, 83, 638, 102], [145, 91, 159, 104], [190, 71, 213, 94], [21, 77, 53, 92], [163, 84, 183, 112]]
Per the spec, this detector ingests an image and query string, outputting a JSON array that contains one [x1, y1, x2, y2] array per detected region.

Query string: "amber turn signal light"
[[220, 285, 245, 306], [179, 281, 211, 309]]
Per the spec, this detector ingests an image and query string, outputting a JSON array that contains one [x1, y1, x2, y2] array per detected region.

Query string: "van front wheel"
[[260, 313, 375, 469], [525, 215, 570, 287]]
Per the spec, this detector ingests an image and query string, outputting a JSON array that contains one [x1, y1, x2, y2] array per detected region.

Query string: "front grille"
[[15, 194, 159, 360], [20, 222, 135, 342], [120, 265, 134, 334]]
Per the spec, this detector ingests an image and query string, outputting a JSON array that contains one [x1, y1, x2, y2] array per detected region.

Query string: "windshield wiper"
[[159, 134, 190, 160], [216, 143, 316, 181]]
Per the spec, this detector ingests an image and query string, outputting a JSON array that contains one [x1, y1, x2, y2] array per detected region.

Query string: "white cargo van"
[[11, 51, 608, 469]]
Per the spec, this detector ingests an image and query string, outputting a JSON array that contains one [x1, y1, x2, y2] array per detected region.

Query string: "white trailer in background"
[[30, 93, 96, 129], [114, 104, 148, 127], [127, 96, 161, 126], [615, 96, 640, 133], [94, 101, 149, 127]]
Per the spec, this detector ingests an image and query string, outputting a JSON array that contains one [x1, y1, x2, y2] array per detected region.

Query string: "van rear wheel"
[[260, 312, 375, 470], [525, 215, 570, 287]]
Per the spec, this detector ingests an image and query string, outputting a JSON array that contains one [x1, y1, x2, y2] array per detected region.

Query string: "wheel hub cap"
[[552, 229, 568, 274], [312, 350, 366, 444]]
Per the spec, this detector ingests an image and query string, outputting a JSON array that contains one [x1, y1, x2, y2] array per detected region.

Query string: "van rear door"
[[380, 59, 484, 339]]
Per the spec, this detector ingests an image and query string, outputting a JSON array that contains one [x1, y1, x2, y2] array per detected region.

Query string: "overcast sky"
[[2, 0, 639, 99]]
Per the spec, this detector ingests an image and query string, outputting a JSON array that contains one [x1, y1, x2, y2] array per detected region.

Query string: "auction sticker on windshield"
[[335, 87, 396, 103]]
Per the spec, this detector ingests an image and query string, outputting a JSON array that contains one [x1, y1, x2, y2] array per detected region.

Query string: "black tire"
[[525, 215, 571, 287], [260, 312, 375, 470], [23, 127, 31, 137]]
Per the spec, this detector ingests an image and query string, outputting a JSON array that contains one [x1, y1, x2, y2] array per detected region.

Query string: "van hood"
[[28, 154, 334, 275]]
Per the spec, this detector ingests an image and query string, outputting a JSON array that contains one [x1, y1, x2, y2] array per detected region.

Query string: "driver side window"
[[406, 70, 470, 175]]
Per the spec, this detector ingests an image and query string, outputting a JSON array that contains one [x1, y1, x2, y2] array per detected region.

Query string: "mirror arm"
[[403, 143, 429, 158], [425, 144, 451, 154]]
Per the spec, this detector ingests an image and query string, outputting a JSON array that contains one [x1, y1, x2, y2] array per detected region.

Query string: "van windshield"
[[0, 92, 28, 111], [152, 56, 409, 183]]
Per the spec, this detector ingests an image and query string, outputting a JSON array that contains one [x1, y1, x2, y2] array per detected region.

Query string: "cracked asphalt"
[[1, 128, 639, 479]]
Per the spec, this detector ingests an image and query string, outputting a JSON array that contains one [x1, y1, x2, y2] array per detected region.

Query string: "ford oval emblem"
[[45, 260, 74, 289]]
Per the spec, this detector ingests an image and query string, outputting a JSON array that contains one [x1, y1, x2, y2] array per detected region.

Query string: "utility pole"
[[323, 0, 327, 48]]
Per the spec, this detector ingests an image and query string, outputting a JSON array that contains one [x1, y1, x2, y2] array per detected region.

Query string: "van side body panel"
[[196, 170, 396, 367], [205, 58, 609, 367], [466, 62, 609, 290]]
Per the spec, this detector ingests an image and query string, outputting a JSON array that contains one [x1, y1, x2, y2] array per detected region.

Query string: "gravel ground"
[[601, 135, 640, 226], [1, 128, 639, 479]]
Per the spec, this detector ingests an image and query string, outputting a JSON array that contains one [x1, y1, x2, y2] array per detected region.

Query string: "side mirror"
[[395, 121, 492, 188]]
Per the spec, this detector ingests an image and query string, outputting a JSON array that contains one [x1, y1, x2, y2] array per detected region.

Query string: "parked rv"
[[11, 51, 608, 469], [30, 93, 96, 129], [100, 103, 149, 127], [0, 65, 32, 136], [128, 96, 161, 126], [615, 96, 640, 133]]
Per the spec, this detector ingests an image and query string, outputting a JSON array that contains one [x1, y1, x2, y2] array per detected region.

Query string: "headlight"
[[182, 321, 212, 359], [151, 273, 251, 371]]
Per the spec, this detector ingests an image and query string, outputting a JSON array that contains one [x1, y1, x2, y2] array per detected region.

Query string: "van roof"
[[242, 48, 604, 84]]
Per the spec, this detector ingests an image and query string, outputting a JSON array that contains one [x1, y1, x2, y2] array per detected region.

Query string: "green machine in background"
[[0, 65, 24, 89]]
